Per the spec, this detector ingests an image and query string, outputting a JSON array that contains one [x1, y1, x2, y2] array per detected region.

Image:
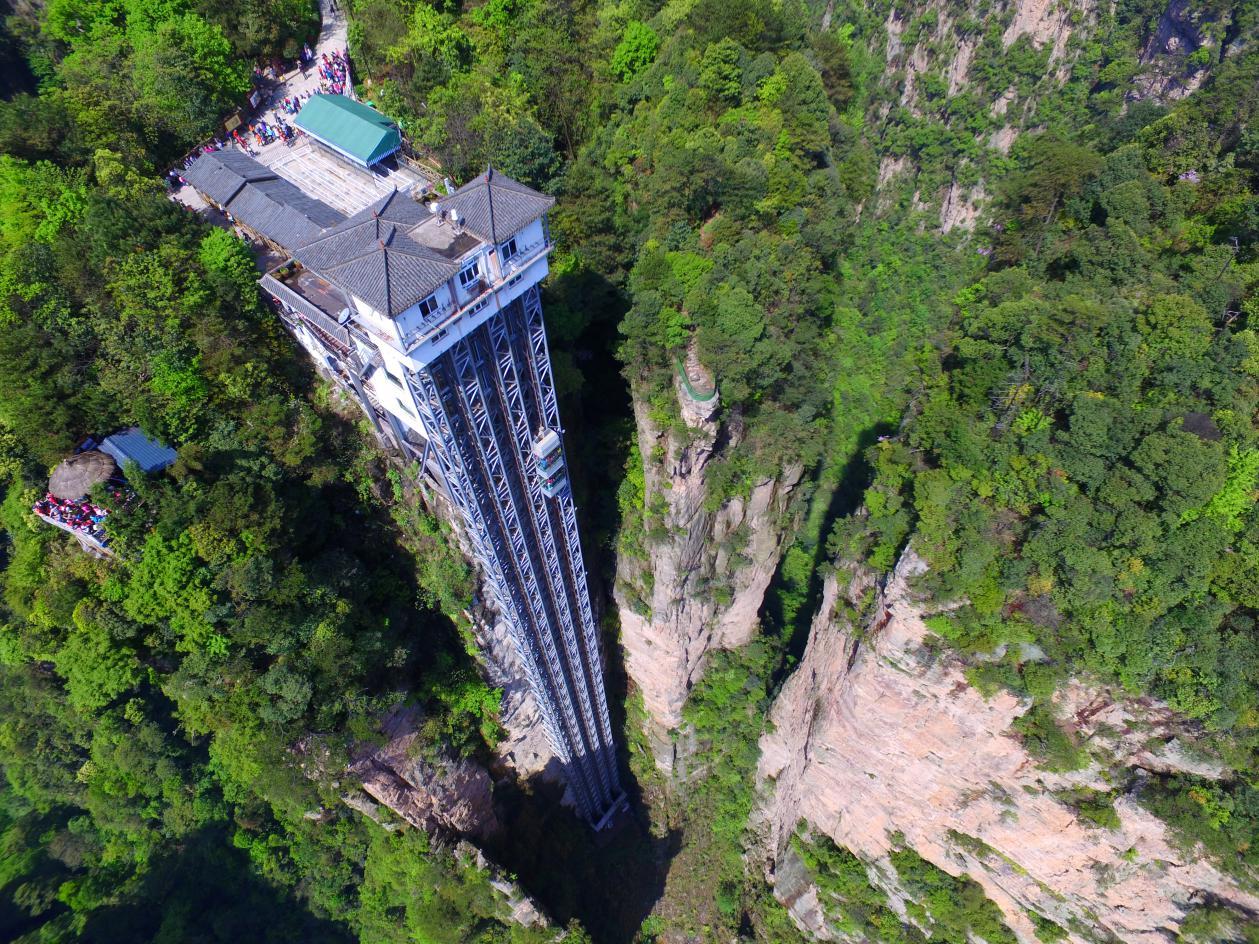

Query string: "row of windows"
[[413, 236, 527, 321]]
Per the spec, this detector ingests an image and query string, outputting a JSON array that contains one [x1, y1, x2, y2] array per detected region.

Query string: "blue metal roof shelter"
[[100, 428, 178, 474]]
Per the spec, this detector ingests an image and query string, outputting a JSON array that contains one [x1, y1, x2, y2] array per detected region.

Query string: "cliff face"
[[862, 0, 1235, 231], [1129, 0, 1238, 104], [474, 609, 566, 786], [615, 372, 802, 772], [609, 0, 1227, 775], [419, 482, 567, 791], [872, 0, 1101, 230], [755, 550, 1259, 943]]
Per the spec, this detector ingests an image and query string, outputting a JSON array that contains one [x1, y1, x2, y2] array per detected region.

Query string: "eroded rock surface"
[[616, 394, 801, 773], [455, 840, 552, 929], [1128, 0, 1229, 103], [348, 706, 500, 841], [756, 550, 1259, 943], [425, 485, 566, 793], [474, 611, 565, 786]]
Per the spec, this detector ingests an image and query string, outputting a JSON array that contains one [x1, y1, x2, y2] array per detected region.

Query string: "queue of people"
[[166, 34, 358, 196], [312, 48, 350, 96]]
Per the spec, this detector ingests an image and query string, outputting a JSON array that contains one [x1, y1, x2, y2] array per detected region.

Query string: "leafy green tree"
[[610, 22, 659, 82]]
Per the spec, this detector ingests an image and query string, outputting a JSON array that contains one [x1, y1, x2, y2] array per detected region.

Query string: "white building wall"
[[395, 283, 455, 344], [453, 250, 487, 308], [338, 216, 552, 439], [366, 368, 427, 435], [501, 220, 545, 269], [350, 297, 403, 347]]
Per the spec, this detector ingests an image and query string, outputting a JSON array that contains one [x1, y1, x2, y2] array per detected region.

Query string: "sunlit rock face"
[[616, 393, 802, 774], [755, 549, 1259, 944], [347, 706, 501, 841]]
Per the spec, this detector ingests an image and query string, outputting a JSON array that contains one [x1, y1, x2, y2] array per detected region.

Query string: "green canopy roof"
[[294, 94, 402, 167]]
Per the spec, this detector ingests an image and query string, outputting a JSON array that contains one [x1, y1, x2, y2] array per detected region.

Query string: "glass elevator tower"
[[229, 156, 626, 827], [415, 286, 624, 827]]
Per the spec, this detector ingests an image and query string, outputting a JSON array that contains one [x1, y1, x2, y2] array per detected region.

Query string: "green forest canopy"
[[0, 0, 1255, 939]]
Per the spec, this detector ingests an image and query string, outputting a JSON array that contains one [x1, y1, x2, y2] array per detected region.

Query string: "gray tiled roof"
[[227, 177, 345, 249], [184, 151, 345, 251], [441, 167, 554, 245], [293, 191, 459, 317], [183, 150, 274, 206]]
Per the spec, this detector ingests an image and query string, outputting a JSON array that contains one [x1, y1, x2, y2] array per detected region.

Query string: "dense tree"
[[836, 36, 1259, 850], [0, 0, 1256, 937], [0, 24, 513, 932]]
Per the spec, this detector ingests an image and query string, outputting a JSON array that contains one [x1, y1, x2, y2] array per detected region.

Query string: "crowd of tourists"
[[310, 47, 350, 96], [242, 115, 297, 148], [167, 43, 354, 182], [32, 493, 115, 545]]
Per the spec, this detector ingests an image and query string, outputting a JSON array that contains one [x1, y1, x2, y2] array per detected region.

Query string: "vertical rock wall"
[[616, 389, 802, 773], [754, 550, 1259, 943]]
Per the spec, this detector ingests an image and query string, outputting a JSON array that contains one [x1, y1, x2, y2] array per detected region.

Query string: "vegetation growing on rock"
[[0, 0, 1256, 939]]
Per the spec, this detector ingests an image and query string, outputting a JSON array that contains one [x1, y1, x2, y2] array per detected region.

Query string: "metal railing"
[[260, 273, 351, 348], [676, 354, 718, 402]]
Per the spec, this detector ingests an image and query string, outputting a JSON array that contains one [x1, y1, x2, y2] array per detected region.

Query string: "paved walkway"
[[250, 0, 349, 167], [170, 0, 351, 211]]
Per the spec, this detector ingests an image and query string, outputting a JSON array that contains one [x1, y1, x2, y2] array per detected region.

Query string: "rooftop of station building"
[[185, 142, 556, 327], [264, 140, 426, 217], [292, 93, 404, 168]]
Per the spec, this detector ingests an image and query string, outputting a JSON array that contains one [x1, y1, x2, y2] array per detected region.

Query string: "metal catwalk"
[[410, 286, 623, 826]]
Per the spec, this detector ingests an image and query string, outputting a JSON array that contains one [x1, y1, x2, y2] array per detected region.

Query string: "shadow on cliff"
[[74, 825, 353, 944], [762, 420, 896, 685], [491, 771, 679, 944]]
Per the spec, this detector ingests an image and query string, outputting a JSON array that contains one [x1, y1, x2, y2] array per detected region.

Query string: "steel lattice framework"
[[409, 286, 623, 826]]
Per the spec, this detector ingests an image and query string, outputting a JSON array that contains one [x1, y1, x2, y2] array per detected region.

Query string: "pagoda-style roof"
[[440, 167, 555, 245], [292, 191, 459, 317]]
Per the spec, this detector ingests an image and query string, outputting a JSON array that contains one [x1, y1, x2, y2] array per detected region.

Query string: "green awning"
[[294, 94, 402, 167]]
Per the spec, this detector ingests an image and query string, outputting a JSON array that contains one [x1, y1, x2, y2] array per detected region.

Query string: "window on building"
[[418, 293, 440, 318], [383, 368, 403, 387], [499, 236, 518, 260], [458, 260, 481, 288]]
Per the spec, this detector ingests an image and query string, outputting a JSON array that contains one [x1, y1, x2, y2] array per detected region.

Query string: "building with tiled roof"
[[441, 168, 556, 244], [292, 94, 403, 168], [291, 192, 459, 318], [183, 150, 344, 250], [254, 163, 626, 829]]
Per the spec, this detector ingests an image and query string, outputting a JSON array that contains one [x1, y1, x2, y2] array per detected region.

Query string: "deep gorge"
[[0, 0, 1255, 940]]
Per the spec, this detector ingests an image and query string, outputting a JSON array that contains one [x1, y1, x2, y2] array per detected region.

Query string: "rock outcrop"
[[755, 549, 1259, 943], [348, 706, 500, 842], [1128, 0, 1229, 104], [616, 390, 802, 774], [474, 610, 565, 785], [871, 0, 1099, 226], [454, 840, 552, 930], [865, 0, 1242, 228]]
